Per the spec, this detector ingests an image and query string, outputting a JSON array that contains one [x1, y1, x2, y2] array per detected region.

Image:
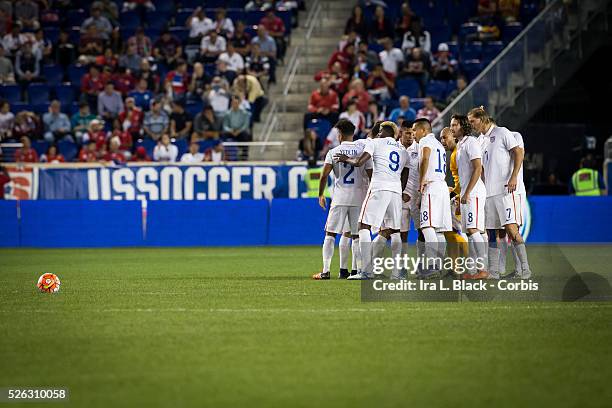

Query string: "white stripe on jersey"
[[325, 141, 371, 206]]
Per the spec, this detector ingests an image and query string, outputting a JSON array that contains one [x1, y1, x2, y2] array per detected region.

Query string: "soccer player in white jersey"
[[335, 121, 410, 280], [412, 118, 452, 277], [467, 107, 531, 279], [451, 114, 489, 279], [313, 119, 372, 280]]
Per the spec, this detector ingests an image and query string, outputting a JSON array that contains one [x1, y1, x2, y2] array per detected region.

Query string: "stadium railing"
[[433, 0, 569, 127]]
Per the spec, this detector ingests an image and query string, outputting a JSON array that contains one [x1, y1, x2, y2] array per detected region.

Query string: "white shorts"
[[420, 182, 452, 232], [359, 189, 402, 231], [485, 192, 523, 229], [460, 193, 486, 232], [325, 205, 360, 235]]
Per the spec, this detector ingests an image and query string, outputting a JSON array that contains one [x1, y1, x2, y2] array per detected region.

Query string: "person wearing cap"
[[432, 43, 458, 81], [131, 146, 152, 162]]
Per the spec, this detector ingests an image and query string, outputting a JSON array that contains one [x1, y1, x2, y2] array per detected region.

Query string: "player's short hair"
[[335, 118, 356, 138], [413, 117, 432, 133], [450, 114, 472, 136], [370, 120, 383, 138], [400, 119, 413, 129], [379, 121, 397, 138], [467, 106, 492, 124]]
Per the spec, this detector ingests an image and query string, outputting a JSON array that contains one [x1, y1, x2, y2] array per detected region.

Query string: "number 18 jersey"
[[325, 141, 372, 207], [363, 137, 408, 194], [418, 133, 447, 184]]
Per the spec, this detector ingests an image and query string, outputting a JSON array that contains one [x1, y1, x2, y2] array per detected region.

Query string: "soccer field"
[[1, 246, 611, 408]]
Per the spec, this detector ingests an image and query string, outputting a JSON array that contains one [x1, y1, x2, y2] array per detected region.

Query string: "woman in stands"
[[40, 145, 65, 163], [344, 5, 368, 40]]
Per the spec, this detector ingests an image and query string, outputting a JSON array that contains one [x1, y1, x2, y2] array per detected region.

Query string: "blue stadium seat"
[[204, 64, 216, 77], [120, 11, 141, 31], [0, 85, 21, 103], [66, 9, 86, 28], [425, 81, 448, 102], [169, 26, 188, 43], [429, 25, 452, 53], [368, 43, 384, 54], [68, 28, 81, 44], [28, 84, 50, 105], [121, 27, 138, 40], [135, 138, 157, 158], [32, 140, 49, 157], [55, 84, 76, 106], [186, 101, 203, 118], [146, 11, 169, 31], [411, 98, 425, 112], [461, 41, 482, 61], [181, 0, 202, 9], [461, 60, 483, 81], [446, 80, 458, 97], [176, 9, 193, 26], [68, 102, 80, 115], [306, 118, 331, 140], [395, 78, 420, 98], [42, 65, 64, 87], [174, 139, 188, 158], [10, 102, 31, 113], [43, 27, 59, 43], [32, 102, 51, 114], [446, 41, 459, 56], [482, 41, 504, 64], [57, 141, 78, 162], [152, 0, 174, 14], [502, 22, 523, 43], [67, 65, 88, 87]]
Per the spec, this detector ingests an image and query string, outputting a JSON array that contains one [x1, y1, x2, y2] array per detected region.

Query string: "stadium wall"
[[0, 197, 611, 247]]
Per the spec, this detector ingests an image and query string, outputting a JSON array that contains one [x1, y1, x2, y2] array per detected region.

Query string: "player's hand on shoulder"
[[334, 153, 348, 163]]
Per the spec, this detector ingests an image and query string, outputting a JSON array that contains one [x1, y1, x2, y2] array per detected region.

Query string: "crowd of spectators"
[[0, 0, 304, 163], [300, 0, 539, 160]]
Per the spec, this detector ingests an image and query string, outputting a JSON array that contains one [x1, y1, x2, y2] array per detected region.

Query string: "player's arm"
[[318, 163, 333, 210], [401, 167, 409, 202], [335, 151, 371, 167], [461, 158, 482, 204], [419, 146, 431, 193], [366, 168, 372, 180], [507, 146, 524, 193]]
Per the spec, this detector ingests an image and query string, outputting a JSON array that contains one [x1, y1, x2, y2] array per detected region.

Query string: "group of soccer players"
[[312, 106, 532, 280]]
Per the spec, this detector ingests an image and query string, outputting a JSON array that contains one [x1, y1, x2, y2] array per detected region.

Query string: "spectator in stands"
[[180, 142, 204, 163], [358, 41, 380, 67], [339, 99, 365, 135], [112, 66, 136, 97], [364, 101, 384, 135], [103, 136, 126, 164], [0, 100, 13, 140], [251, 27, 277, 83], [129, 77, 154, 111], [153, 29, 183, 69], [477, 0, 497, 20], [15, 42, 41, 85], [233, 74, 267, 122], [431, 43, 458, 81], [32, 29, 52, 64], [259, 9, 286, 61], [98, 82, 124, 122], [119, 43, 142, 73], [137, 58, 160, 93], [123, 0, 155, 12], [95, 0, 119, 26], [118, 97, 143, 139], [81, 5, 113, 41], [187, 62, 211, 102], [13, 111, 41, 141], [54, 30, 76, 69], [85, 119, 107, 150], [389, 95, 417, 123], [204, 142, 225, 163], [345, 5, 368, 39], [0, 46, 13, 84], [445, 75, 468, 106], [246, 43, 270, 82], [127, 27, 153, 59], [143, 100, 169, 141], [328, 43, 355, 74], [206, 76, 231, 118], [14, 135, 39, 163], [153, 133, 178, 162], [213, 8, 235, 37], [200, 30, 227, 64], [366, 63, 394, 101], [81, 65, 108, 113], [370, 6, 394, 42], [298, 129, 322, 161], [342, 78, 370, 113], [131, 146, 151, 162], [499, 0, 521, 23], [78, 141, 99, 162], [43, 101, 72, 143], [40, 145, 66, 163], [338, 31, 359, 55], [401, 18, 431, 55], [71, 102, 96, 144], [2, 23, 27, 57], [187, 7, 214, 44], [219, 43, 245, 73], [231, 21, 251, 57], [0, 8, 10, 39], [15, 0, 39, 31], [315, 61, 350, 96], [395, 2, 416, 38], [379, 37, 404, 76], [96, 48, 118, 71], [223, 96, 251, 142], [79, 25, 105, 62], [193, 105, 223, 141], [245, 0, 271, 11], [399, 46, 430, 96], [417, 96, 441, 122], [214, 59, 237, 86], [304, 79, 339, 129], [110, 120, 133, 159], [169, 102, 192, 140], [165, 59, 190, 102]]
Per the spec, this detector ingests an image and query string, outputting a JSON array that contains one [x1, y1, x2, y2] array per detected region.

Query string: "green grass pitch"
[[1, 246, 611, 407]]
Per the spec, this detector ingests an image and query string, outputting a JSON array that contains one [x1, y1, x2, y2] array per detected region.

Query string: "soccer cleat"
[[471, 270, 490, 280], [417, 268, 440, 280], [347, 271, 373, 280], [390, 270, 408, 280], [460, 271, 477, 280], [350, 270, 358, 276], [312, 271, 330, 280], [339, 269, 350, 279], [520, 269, 532, 280], [502, 270, 520, 279]]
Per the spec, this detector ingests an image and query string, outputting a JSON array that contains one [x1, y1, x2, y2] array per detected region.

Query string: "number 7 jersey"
[[324, 141, 372, 207], [418, 133, 447, 184], [362, 137, 408, 194]]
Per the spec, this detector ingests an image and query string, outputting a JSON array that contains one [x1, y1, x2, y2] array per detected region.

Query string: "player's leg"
[[339, 232, 351, 279], [502, 192, 531, 279], [347, 207, 362, 276], [313, 205, 344, 280], [497, 229, 508, 276], [485, 196, 504, 279], [462, 194, 488, 278], [351, 235, 360, 275], [373, 228, 391, 261]]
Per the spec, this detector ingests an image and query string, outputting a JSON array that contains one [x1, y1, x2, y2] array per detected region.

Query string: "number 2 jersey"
[[324, 140, 372, 207], [363, 137, 409, 194]]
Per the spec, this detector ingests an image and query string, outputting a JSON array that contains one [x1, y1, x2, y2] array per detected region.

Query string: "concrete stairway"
[[251, 0, 354, 161]]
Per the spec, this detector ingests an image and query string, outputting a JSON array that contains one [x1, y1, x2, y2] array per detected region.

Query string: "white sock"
[[511, 242, 522, 274], [339, 235, 350, 270], [390, 233, 402, 276], [416, 238, 425, 270], [372, 235, 387, 259], [469, 231, 486, 273], [435, 232, 447, 261], [322, 236, 335, 274], [352, 238, 361, 272], [513, 242, 531, 274], [481, 231, 489, 270], [422, 227, 438, 270], [498, 237, 508, 275], [488, 241, 500, 278], [358, 229, 372, 274]]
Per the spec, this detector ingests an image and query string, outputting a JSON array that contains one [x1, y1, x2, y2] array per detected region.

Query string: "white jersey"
[[456, 136, 486, 197], [325, 141, 371, 207], [363, 137, 409, 194], [403, 141, 420, 197], [418, 133, 447, 185], [512, 131, 526, 195], [482, 125, 519, 197], [476, 133, 487, 153]]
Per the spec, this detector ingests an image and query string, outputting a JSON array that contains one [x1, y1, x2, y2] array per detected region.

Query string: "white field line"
[[0, 304, 611, 313]]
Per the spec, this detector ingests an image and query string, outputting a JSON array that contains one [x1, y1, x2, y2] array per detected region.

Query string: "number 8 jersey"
[[418, 133, 447, 184], [362, 137, 408, 194], [325, 141, 372, 207]]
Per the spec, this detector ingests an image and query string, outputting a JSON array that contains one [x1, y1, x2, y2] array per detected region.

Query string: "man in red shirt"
[[81, 65, 109, 113], [342, 78, 371, 113], [164, 59, 189, 102], [118, 97, 143, 139], [304, 79, 340, 129], [103, 137, 126, 164], [14, 136, 38, 163], [78, 141, 98, 162], [259, 10, 286, 60]]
